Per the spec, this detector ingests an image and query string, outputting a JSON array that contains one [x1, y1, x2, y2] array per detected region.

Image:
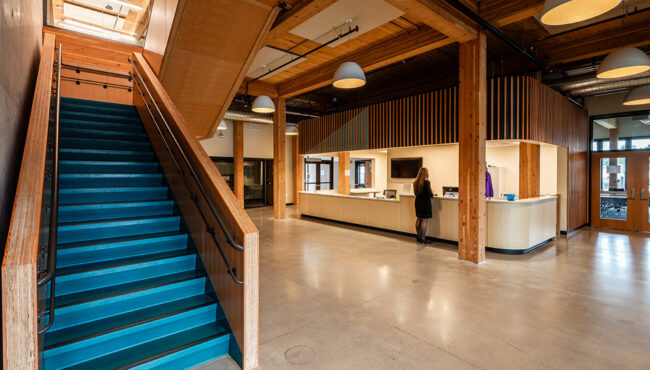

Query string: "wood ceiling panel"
[[159, 0, 280, 138]]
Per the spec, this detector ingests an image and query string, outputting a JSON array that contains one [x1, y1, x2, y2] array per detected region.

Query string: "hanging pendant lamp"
[[333, 62, 366, 89], [623, 85, 650, 106], [597, 47, 650, 79], [540, 0, 621, 26], [285, 124, 299, 135], [252, 95, 275, 113], [217, 120, 228, 130]]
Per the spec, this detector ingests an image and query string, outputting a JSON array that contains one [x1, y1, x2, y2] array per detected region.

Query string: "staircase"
[[43, 97, 234, 369]]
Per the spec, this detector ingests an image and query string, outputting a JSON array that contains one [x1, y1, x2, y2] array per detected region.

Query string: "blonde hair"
[[413, 167, 429, 195]]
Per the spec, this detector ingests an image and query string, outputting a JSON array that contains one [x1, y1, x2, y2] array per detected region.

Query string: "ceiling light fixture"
[[252, 95, 275, 113], [110, 0, 143, 11], [623, 85, 650, 106], [286, 124, 298, 135], [540, 0, 621, 26], [333, 61, 366, 89], [597, 47, 650, 79], [217, 120, 228, 130]]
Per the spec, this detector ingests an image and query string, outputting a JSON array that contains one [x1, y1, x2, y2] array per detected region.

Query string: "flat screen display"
[[391, 157, 422, 178]]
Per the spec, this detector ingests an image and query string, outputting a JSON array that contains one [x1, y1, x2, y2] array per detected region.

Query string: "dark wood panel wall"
[[298, 75, 589, 230]]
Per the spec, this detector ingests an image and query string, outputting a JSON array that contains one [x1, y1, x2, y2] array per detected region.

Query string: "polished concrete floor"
[[200, 206, 650, 369]]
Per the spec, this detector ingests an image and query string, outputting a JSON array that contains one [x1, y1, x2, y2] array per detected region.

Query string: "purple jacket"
[[486, 171, 494, 198]]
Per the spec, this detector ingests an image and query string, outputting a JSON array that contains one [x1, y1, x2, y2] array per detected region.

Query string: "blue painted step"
[[59, 200, 175, 223], [55, 253, 197, 297], [61, 127, 149, 142], [60, 148, 155, 162], [61, 119, 145, 133], [57, 233, 188, 269], [60, 102, 139, 118], [43, 304, 223, 369], [61, 97, 138, 112], [129, 332, 230, 369], [58, 216, 181, 244], [60, 110, 142, 125], [59, 160, 159, 174], [60, 136, 151, 151], [59, 187, 169, 205], [59, 173, 164, 188]]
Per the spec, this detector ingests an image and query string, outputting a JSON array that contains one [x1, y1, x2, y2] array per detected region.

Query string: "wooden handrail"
[[130, 52, 260, 369], [2, 32, 56, 369]]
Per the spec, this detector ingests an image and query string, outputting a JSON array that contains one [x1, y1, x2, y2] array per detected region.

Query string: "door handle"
[[630, 188, 635, 200]]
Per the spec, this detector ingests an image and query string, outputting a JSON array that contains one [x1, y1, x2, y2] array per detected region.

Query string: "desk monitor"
[[383, 189, 397, 199]]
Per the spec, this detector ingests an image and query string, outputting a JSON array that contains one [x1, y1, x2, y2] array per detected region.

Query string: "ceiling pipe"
[[569, 77, 650, 96], [443, 0, 546, 69], [554, 71, 650, 92], [223, 110, 303, 125]]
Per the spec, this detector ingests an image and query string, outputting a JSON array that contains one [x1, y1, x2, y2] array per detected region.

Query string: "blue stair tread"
[[60, 127, 149, 142], [52, 269, 204, 309], [58, 200, 175, 224], [55, 248, 192, 276], [58, 230, 185, 250], [59, 173, 164, 189], [65, 323, 229, 370], [60, 136, 151, 151], [60, 111, 142, 124], [57, 215, 180, 244], [60, 104, 139, 118], [61, 119, 145, 133], [61, 97, 137, 111], [59, 148, 155, 161], [59, 160, 160, 174], [45, 294, 217, 349]]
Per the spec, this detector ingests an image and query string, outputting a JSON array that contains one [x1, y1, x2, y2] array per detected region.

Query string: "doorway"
[[591, 150, 650, 231], [304, 158, 334, 191]]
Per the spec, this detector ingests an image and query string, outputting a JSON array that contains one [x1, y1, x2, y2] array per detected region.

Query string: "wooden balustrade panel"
[[132, 53, 259, 369], [2, 32, 56, 370]]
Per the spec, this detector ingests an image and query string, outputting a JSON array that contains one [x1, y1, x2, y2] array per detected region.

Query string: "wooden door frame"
[[590, 151, 634, 230]]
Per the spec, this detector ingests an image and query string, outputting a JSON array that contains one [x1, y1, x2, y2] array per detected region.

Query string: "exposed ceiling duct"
[[555, 71, 650, 92], [223, 110, 310, 125], [569, 76, 650, 96]]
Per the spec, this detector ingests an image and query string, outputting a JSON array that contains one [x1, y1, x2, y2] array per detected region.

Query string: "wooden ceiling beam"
[[278, 26, 454, 97], [534, 10, 650, 66], [385, 0, 477, 42], [238, 79, 279, 98], [264, 0, 338, 47], [481, 0, 544, 27]]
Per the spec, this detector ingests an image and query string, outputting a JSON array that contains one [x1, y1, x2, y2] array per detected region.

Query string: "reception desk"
[[299, 191, 558, 253]]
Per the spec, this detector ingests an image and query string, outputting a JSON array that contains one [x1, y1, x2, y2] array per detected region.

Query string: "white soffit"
[[247, 47, 306, 80], [63, 3, 126, 30], [289, 0, 404, 48]]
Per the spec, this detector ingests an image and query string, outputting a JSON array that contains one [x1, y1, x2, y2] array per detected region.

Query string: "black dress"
[[414, 180, 433, 219]]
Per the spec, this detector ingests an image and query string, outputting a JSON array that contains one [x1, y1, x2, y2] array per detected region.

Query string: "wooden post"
[[519, 142, 540, 199], [294, 135, 303, 207], [233, 121, 244, 206], [273, 97, 286, 219], [338, 152, 350, 195], [458, 30, 487, 263]]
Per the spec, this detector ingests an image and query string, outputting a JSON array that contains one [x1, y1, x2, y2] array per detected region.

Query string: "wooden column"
[[233, 121, 244, 206], [338, 152, 350, 195], [458, 30, 487, 263], [519, 142, 540, 199], [294, 135, 303, 207], [273, 97, 286, 219]]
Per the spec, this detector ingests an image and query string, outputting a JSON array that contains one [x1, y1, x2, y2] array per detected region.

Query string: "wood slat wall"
[[298, 75, 589, 230]]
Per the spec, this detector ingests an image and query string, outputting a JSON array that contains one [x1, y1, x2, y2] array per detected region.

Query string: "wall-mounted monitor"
[[390, 157, 422, 178]]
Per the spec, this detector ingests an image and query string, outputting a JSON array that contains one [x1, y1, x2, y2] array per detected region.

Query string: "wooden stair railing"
[[2, 32, 56, 369], [130, 52, 260, 369]]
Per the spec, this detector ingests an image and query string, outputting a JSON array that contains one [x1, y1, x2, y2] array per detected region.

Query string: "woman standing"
[[413, 167, 433, 244]]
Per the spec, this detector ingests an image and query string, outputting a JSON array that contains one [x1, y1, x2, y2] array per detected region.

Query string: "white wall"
[[486, 144, 519, 195], [540, 144, 558, 195], [199, 121, 296, 204], [387, 144, 459, 196]]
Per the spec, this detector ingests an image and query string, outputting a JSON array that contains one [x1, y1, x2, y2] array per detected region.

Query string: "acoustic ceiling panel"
[[247, 46, 306, 80], [289, 0, 404, 47]]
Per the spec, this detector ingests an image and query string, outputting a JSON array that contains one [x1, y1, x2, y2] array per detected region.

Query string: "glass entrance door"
[[591, 150, 650, 231]]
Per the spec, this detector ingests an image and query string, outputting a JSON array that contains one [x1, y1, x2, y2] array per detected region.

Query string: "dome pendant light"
[[217, 120, 228, 130], [252, 95, 275, 113], [597, 47, 650, 79], [540, 0, 621, 26], [623, 85, 650, 106], [333, 62, 366, 89], [285, 124, 299, 135]]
